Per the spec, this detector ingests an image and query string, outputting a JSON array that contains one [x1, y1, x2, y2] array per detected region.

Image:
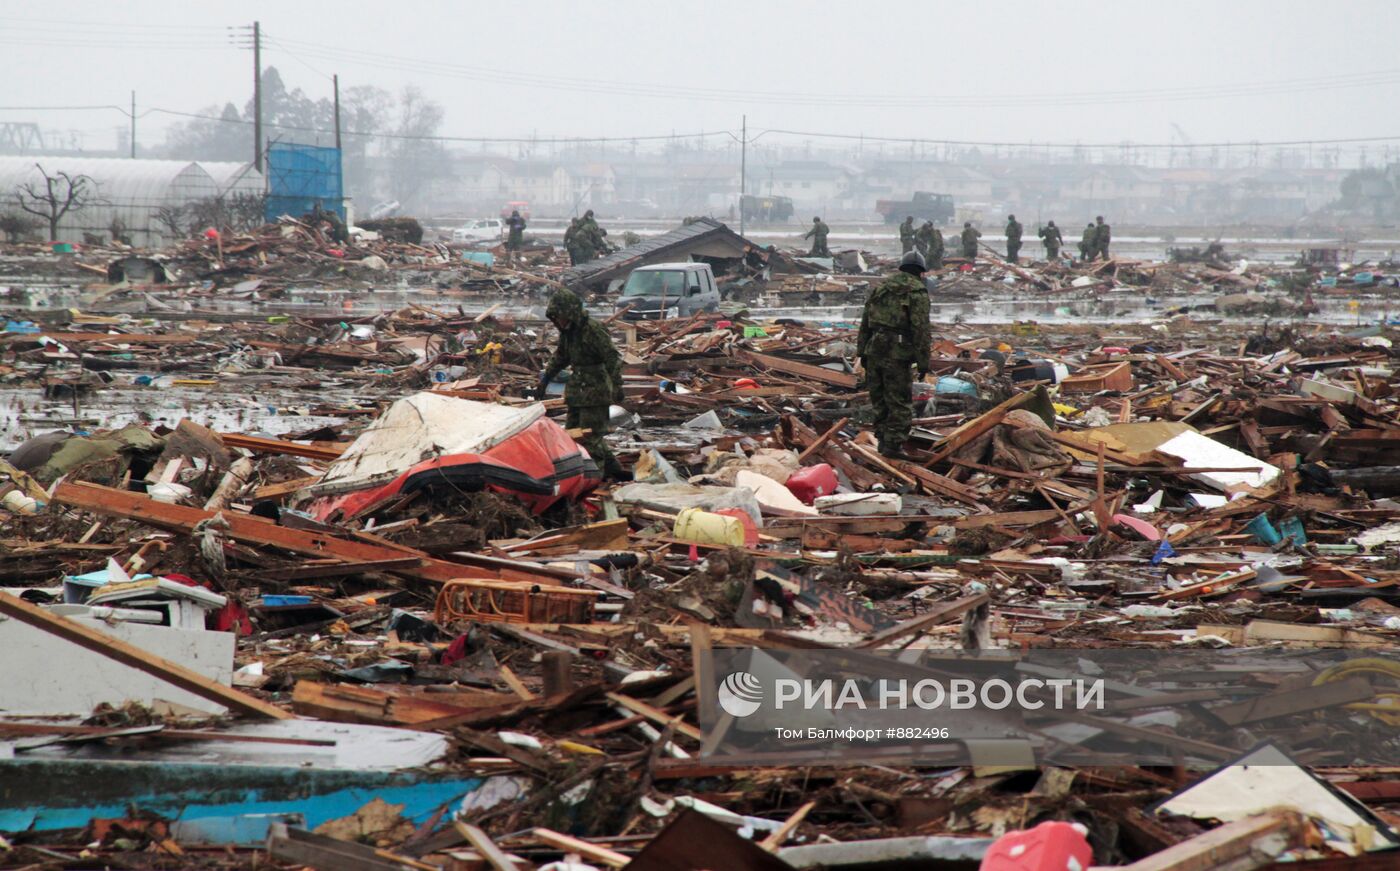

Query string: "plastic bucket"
[[673, 507, 745, 547], [1244, 513, 1281, 546]]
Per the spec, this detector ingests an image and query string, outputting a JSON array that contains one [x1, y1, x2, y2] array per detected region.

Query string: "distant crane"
[[1170, 123, 1194, 166]]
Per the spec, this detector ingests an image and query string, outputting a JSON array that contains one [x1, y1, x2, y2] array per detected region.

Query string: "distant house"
[[756, 161, 846, 210]]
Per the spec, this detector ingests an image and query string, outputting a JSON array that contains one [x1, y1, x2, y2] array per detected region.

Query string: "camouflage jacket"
[[1095, 222, 1111, 245], [1081, 226, 1097, 247], [856, 271, 930, 364], [1005, 220, 1023, 242], [930, 228, 945, 254], [1038, 225, 1063, 246], [544, 292, 623, 407], [961, 227, 981, 248], [899, 219, 915, 242]]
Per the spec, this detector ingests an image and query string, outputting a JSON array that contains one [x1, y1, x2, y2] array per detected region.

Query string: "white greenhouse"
[[0, 156, 264, 246]]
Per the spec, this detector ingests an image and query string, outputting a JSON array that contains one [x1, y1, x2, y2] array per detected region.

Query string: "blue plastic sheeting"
[[0, 759, 484, 844], [265, 143, 343, 222], [462, 251, 495, 267]]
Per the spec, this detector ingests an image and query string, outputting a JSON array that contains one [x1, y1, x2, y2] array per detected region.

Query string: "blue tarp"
[[265, 143, 343, 223]]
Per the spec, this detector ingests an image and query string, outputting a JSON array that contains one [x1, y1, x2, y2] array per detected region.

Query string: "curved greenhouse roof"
[[0, 156, 221, 245]]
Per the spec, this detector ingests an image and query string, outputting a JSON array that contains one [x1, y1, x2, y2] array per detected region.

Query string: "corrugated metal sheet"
[[561, 217, 744, 287]]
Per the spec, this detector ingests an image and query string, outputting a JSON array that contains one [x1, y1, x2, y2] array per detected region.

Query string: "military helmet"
[[546, 289, 585, 328], [964, 221, 972, 228], [1008, 214, 1015, 221], [813, 216, 821, 222], [899, 250, 927, 274]]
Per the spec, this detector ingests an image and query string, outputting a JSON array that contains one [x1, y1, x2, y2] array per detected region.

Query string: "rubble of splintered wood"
[[3, 229, 1400, 870]]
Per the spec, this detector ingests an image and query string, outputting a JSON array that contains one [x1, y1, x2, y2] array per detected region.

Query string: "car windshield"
[[622, 270, 688, 298]]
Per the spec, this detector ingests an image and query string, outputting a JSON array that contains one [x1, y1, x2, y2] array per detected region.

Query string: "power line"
[[3, 103, 1396, 152], [269, 34, 1400, 108]]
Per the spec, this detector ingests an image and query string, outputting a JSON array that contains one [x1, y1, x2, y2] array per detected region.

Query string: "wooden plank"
[[759, 800, 817, 851], [252, 475, 321, 501], [605, 691, 703, 741], [219, 432, 346, 461], [691, 622, 716, 726], [454, 822, 519, 871], [0, 591, 291, 720], [53, 481, 498, 585], [258, 557, 424, 581], [925, 389, 1041, 467], [1116, 811, 1302, 871], [856, 593, 989, 649], [797, 417, 850, 464], [952, 509, 1064, 529], [499, 665, 537, 701], [531, 828, 630, 868], [1208, 676, 1373, 726], [734, 349, 859, 389]]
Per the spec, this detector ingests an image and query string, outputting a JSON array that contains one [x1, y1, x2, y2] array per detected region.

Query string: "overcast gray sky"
[[5, 0, 1399, 154]]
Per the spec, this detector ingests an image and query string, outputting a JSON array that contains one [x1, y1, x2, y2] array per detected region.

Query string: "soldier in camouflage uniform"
[[929, 225, 945, 268], [1005, 214, 1023, 263], [537, 289, 626, 480], [914, 221, 934, 262], [857, 250, 931, 459], [804, 216, 831, 257], [563, 217, 583, 265], [1093, 215, 1111, 260], [1037, 220, 1063, 261], [1078, 223, 1096, 261], [899, 216, 916, 255], [582, 210, 609, 261], [960, 221, 981, 258]]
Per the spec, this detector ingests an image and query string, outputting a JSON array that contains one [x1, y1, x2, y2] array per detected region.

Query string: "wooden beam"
[[531, 828, 630, 868], [1116, 811, 1303, 871], [218, 432, 346, 461], [454, 822, 519, 871], [52, 481, 496, 585], [0, 591, 291, 720], [856, 593, 989, 649], [605, 691, 703, 741], [734, 349, 859, 389]]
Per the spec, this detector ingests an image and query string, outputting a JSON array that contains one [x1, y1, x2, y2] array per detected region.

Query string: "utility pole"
[[739, 114, 747, 238], [129, 91, 135, 158], [252, 20, 263, 173], [332, 74, 342, 151]]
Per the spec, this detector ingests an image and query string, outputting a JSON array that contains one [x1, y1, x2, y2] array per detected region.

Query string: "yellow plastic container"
[[673, 507, 745, 547]]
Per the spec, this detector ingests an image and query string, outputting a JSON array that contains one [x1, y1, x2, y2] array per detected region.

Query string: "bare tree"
[[151, 205, 186, 238], [15, 164, 95, 241], [186, 192, 268, 235]]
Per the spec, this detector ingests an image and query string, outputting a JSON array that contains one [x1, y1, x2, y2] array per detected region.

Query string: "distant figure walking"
[[960, 221, 981, 258], [504, 209, 527, 265], [805, 216, 831, 257], [1038, 220, 1063, 260]]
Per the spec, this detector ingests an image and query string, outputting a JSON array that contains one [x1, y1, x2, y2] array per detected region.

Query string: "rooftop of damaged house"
[[4, 10, 1400, 867]]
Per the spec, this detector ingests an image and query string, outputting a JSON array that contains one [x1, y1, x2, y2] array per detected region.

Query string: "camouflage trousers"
[[867, 357, 914, 448], [567, 405, 620, 476]]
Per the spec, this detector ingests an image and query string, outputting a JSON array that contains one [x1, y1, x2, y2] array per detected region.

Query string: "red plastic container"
[[980, 821, 1091, 871], [786, 463, 838, 505], [713, 508, 759, 547]]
